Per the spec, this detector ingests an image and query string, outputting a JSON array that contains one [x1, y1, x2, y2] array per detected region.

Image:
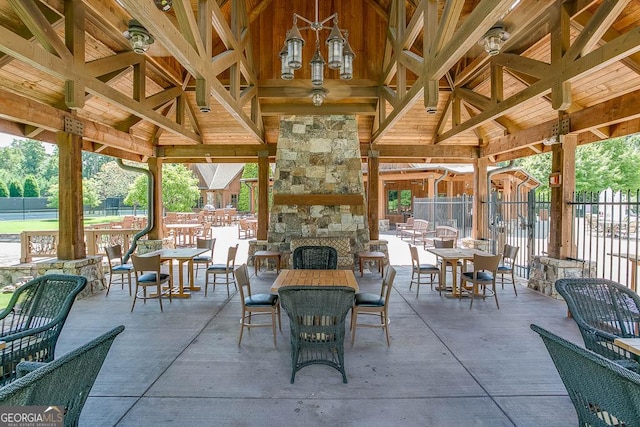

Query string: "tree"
[[23, 175, 40, 197], [15, 139, 47, 177], [238, 163, 255, 211], [82, 152, 111, 178], [8, 180, 22, 197], [93, 161, 140, 199], [124, 164, 200, 212], [46, 179, 101, 208], [0, 181, 8, 197]]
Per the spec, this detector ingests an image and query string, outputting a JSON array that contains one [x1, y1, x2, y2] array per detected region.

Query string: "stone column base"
[[528, 256, 596, 298], [33, 257, 105, 298]]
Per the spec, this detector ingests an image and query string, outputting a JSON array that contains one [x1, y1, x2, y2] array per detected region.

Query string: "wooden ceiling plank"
[[434, 0, 465, 54], [86, 52, 140, 77], [157, 144, 277, 158], [260, 103, 377, 116], [438, 25, 640, 143], [173, 0, 207, 57], [118, 0, 262, 142], [0, 86, 152, 156], [564, 0, 630, 62], [455, 87, 491, 110], [494, 53, 550, 79], [8, 0, 71, 61], [429, 0, 514, 79], [485, 89, 640, 157]]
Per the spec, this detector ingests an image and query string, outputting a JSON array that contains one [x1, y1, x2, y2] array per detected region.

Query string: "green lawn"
[[0, 292, 12, 310], [0, 216, 123, 234]]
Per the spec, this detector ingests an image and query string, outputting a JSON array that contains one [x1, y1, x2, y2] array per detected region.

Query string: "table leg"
[[188, 259, 200, 291], [631, 260, 638, 293], [452, 260, 459, 297], [360, 258, 364, 277]]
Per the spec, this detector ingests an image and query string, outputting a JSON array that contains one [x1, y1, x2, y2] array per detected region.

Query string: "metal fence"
[[413, 189, 640, 287]]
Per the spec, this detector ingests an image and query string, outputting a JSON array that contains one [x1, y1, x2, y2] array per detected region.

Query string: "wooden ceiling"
[[0, 0, 639, 165]]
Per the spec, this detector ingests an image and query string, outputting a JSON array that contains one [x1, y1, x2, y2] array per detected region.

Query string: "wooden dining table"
[[270, 269, 359, 293], [141, 248, 208, 298], [608, 252, 640, 292], [613, 337, 640, 357], [425, 247, 491, 297]]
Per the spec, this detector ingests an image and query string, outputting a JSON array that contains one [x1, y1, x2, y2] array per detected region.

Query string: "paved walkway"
[[0, 227, 583, 425]]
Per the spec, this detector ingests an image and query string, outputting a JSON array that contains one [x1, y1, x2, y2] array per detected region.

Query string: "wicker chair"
[[531, 324, 640, 427], [0, 325, 124, 426], [292, 246, 338, 270], [555, 278, 640, 372], [0, 274, 87, 386], [279, 286, 355, 383]]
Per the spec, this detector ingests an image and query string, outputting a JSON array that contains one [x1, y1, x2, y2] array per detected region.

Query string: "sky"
[[0, 132, 55, 153]]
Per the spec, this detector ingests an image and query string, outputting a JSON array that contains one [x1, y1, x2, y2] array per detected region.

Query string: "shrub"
[[0, 181, 8, 197], [23, 175, 40, 197], [8, 180, 23, 197]]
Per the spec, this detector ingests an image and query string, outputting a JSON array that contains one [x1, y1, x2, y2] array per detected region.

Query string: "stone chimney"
[[268, 115, 369, 267]]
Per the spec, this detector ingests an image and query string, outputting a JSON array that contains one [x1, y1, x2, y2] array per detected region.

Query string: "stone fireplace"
[[266, 115, 369, 268]]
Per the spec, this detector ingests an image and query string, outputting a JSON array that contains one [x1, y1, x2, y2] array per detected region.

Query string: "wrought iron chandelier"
[[279, 0, 355, 105]]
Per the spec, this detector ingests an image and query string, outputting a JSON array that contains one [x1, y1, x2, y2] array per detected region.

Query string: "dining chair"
[[205, 244, 239, 297], [292, 246, 338, 270], [433, 238, 461, 278], [460, 253, 502, 308], [130, 254, 172, 312], [235, 264, 281, 347], [279, 286, 355, 383], [408, 244, 440, 297], [351, 265, 396, 347], [237, 219, 255, 239], [193, 237, 216, 278], [497, 244, 519, 295], [104, 244, 133, 296]]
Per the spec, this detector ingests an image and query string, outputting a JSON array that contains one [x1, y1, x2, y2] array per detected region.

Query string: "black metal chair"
[[531, 323, 640, 427], [555, 278, 640, 371], [292, 246, 338, 270], [279, 286, 355, 383]]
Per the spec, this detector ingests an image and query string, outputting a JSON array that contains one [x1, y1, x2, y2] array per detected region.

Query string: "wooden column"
[[368, 150, 380, 240], [57, 131, 85, 260], [548, 134, 577, 259], [257, 151, 269, 240], [472, 157, 488, 240], [148, 158, 163, 240], [427, 175, 436, 197]]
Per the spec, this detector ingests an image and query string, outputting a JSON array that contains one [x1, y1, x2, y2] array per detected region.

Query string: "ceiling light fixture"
[[123, 20, 154, 54], [479, 23, 510, 56], [153, 0, 172, 11], [310, 88, 327, 106], [280, 0, 355, 106]]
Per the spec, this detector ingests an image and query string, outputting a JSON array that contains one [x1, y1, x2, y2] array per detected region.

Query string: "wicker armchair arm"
[[0, 321, 61, 343], [15, 362, 46, 378]]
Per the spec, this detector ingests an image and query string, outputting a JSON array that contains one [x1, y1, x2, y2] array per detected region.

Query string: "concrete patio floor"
[[54, 231, 582, 426]]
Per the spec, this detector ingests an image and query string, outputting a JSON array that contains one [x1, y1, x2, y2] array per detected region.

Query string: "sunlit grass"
[[0, 216, 123, 234]]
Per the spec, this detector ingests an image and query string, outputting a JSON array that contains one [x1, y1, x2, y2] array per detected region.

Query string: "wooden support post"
[[548, 134, 576, 259], [427, 174, 436, 197], [472, 157, 488, 240], [57, 131, 85, 260], [257, 151, 269, 241], [148, 158, 163, 241], [368, 150, 380, 240]]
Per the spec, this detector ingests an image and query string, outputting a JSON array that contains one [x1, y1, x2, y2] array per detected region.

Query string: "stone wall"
[[528, 256, 597, 298], [0, 257, 104, 299], [267, 115, 369, 263]]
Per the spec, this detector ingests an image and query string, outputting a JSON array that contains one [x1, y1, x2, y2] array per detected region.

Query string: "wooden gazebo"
[[0, 0, 639, 262]]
